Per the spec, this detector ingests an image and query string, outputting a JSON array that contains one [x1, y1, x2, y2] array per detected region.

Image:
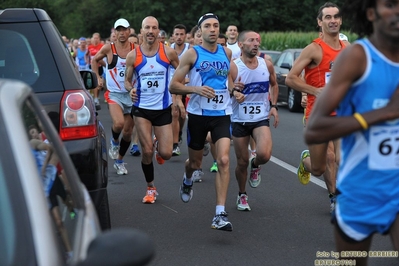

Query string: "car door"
[[0, 80, 101, 265], [274, 51, 290, 102]]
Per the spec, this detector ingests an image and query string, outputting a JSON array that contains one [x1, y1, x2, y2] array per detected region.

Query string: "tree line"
[[1, 0, 346, 40]]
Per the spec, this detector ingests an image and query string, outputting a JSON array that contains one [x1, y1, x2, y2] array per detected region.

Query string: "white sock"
[[216, 205, 225, 215]]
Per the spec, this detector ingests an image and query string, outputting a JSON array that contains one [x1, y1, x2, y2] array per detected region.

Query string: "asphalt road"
[[96, 98, 398, 266]]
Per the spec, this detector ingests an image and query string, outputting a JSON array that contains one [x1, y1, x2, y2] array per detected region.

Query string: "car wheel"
[[288, 88, 303, 113], [98, 189, 111, 230]]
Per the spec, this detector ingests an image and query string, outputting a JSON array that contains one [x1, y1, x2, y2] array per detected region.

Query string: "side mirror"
[[76, 228, 155, 266], [280, 63, 292, 70], [80, 70, 98, 90]]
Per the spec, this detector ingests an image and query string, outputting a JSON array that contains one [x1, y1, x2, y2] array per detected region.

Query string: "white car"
[[0, 79, 154, 266]]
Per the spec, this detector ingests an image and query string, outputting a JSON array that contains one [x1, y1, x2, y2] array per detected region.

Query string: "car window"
[[282, 52, 294, 66], [0, 24, 63, 91], [0, 116, 35, 265], [0, 30, 39, 85], [275, 53, 286, 67], [22, 99, 81, 262]]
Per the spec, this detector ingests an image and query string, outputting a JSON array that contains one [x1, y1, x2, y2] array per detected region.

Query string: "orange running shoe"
[[142, 186, 158, 204], [153, 136, 165, 165]]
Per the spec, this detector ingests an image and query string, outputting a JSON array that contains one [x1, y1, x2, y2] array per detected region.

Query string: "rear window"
[[0, 23, 63, 92]]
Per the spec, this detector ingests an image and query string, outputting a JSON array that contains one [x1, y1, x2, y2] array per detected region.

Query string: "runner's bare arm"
[[286, 43, 322, 96], [124, 50, 136, 92]]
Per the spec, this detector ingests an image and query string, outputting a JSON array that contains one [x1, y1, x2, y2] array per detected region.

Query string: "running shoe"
[[114, 161, 128, 175], [130, 144, 141, 156], [249, 150, 256, 162], [211, 212, 233, 231], [142, 186, 158, 204], [153, 137, 165, 164], [179, 179, 193, 203], [249, 158, 261, 188], [237, 194, 251, 211], [203, 142, 210, 156], [297, 150, 311, 185], [192, 169, 204, 183], [172, 145, 181, 156], [108, 139, 119, 160], [210, 162, 218, 173]]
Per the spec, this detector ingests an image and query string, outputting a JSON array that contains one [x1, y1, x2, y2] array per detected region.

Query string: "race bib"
[[369, 125, 399, 170], [139, 71, 166, 95], [325, 72, 331, 84], [200, 89, 229, 110], [238, 101, 265, 120], [116, 66, 126, 86]]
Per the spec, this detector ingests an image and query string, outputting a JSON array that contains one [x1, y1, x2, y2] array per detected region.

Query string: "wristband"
[[270, 104, 278, 111], [353, 113, 368, 130]]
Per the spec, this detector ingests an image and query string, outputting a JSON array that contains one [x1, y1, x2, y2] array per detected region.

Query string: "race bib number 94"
[[369, 125, 399, 170]]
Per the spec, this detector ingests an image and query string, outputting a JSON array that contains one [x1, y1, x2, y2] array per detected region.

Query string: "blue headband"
[[197, 13, 219, 27]]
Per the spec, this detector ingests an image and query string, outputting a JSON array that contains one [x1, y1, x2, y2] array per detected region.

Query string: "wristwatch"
[[230, 88, 239, 96], [270, 104, 278, 111]]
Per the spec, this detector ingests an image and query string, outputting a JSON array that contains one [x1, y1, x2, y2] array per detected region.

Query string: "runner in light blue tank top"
[[169, 13, 235, 231], [303, 1, 399, 262], [335, 38, 399, 240], [187, 44, 231, 116]]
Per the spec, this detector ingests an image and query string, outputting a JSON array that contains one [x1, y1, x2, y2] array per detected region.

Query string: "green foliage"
[[1, 0, 350, 40], [260, 31, 358, 51]]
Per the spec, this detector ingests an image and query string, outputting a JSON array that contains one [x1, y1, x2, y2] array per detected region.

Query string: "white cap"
[[114, 18, 130, 29], [339, 33, 348, 41]]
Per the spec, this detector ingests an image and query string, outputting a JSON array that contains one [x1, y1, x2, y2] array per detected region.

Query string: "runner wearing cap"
[[91, 18, 136, 175]]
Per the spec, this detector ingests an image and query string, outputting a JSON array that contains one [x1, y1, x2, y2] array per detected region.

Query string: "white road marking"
[[270, 156, 327, 189]]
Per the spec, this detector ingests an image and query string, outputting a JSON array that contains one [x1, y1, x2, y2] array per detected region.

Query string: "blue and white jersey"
[[231, 57, 270, 122], [75, 48, 89, 70], [336, 38, 399, 198], [32, 148, 56, 197], [133, 44, 172, 110], [187, 44, 232, 116]]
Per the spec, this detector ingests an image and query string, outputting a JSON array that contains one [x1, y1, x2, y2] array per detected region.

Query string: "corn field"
[[259, 31, 358, 51]]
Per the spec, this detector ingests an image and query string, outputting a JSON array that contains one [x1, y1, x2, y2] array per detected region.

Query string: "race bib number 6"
[[369, 125, 399, 170]]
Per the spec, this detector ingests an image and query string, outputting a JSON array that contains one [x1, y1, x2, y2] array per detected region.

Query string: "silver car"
[[0, 79, 154, 266]]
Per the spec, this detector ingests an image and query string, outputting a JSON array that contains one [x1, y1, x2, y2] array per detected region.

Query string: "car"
[[274, 48, 304, 112], [0, 8, 110, 230], [0, 79, 154, 266], [259, 50, 281, 64]]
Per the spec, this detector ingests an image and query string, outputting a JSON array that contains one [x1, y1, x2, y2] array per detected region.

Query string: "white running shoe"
[[114, 161, 127, 175], [109, 139, 119, 160], [236, 194, 251, 211]]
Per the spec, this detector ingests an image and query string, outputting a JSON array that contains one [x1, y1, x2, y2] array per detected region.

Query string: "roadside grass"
[[259, 31, 358, 50]]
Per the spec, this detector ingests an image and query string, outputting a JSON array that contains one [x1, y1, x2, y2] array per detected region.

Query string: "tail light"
[[60, 90, 97, 140]]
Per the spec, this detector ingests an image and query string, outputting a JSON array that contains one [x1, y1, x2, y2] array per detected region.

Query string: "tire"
[[97, 189, 111, 231], [288, 88, 303, 113]]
